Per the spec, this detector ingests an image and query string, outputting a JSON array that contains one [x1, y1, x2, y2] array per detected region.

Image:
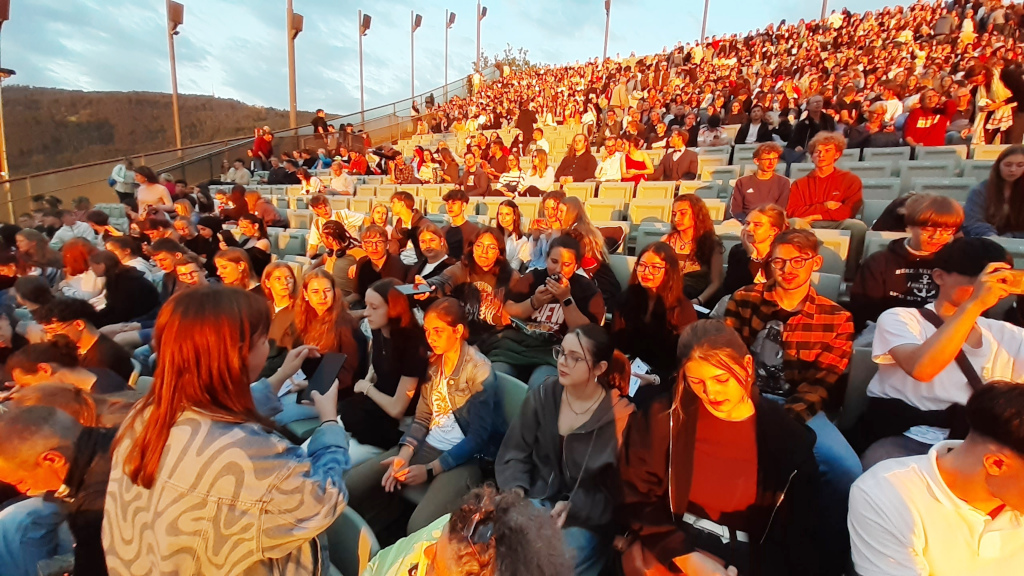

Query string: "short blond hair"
[[807, 131, 847, 155]]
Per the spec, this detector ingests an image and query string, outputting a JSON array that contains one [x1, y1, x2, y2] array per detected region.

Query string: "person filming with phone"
[[857, 237, 1024, 469]]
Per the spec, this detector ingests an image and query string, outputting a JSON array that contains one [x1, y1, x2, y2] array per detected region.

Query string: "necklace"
[[563, 387, 605, 416]]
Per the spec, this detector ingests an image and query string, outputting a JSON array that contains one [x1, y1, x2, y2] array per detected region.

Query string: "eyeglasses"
[[362, 239, 386, 248], [635, 262, 666, 274], [920, 226, 958, 238], [42, 320, 75, 335], [178, 269, 201, 279], [553, 345, 590, 370], [474, 243, 500, 255], [769, 256, 811, 270]]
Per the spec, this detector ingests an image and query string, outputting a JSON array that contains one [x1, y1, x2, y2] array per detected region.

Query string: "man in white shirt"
[[862, 237, 1024, 469], [226, 159, 252, 186], [305, 194, 365, 259], [527, 128, 550, 155], [591, 137, 623, 182], [327, 160, 356, 195], [49, 210, 99, 250], [849, 382, 1024, 576]]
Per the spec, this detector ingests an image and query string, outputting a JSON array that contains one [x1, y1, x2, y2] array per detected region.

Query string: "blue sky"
[[2, 0, 912, 114]]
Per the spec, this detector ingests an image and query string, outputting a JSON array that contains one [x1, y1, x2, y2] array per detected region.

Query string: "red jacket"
[[902, 101, 956, 147], [787, 168, 863, 221]]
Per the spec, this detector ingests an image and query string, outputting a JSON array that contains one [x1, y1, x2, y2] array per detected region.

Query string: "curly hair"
[[666, 194, 719, 265]]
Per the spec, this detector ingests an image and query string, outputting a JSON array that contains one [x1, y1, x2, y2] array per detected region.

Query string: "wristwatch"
[[562, 296, 575, 308]]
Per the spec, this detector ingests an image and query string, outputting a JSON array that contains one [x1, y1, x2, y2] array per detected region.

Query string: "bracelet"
[[318, 419, 340, 428], [695, 297, 703, 306], [529, 295, 539, 310]]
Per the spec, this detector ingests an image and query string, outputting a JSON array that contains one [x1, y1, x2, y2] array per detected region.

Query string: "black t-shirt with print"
[[508, 270, 605, 338]]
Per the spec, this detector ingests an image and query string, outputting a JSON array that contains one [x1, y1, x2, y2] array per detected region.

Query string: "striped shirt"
[[724, 280, 854, 422]]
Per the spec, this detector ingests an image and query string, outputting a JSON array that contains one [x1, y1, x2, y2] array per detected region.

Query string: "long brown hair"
[[625, 242, 691, 332], [674, 320, 754, 413], [214, 247, 257, 289], [295, 268, 358, 352], [984, 144, 1024, 234], [667, 194, 719, 265], [16, 229, 61, 269], [115, 287, 272, 488]]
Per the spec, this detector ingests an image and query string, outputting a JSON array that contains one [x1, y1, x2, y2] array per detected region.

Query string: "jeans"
[[765, 397, 862, 576], [531, 499, 606, 576], [491, 362, 559, 389], [0, 497, 73, 576], [273, 392, 320, 426]]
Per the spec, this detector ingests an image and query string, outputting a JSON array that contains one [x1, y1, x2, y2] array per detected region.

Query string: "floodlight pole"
[[166, 1, 183, 151], [701, 0, 709, 42], [603, 0, 611, 62], [287, 0, 302, 131]]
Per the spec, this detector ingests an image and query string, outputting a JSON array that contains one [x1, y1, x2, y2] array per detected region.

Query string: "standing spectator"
[[311, 109, 329, 142], [728, 142, 789, 221], [723, 229, 857, 575], [787, 131, 866, 278], [849, 383, 1024, 575], [250, 128, 274, 171], [963, 144, 1024, 238], [110, 157, 136, 203], [133, 166, 175, 218]]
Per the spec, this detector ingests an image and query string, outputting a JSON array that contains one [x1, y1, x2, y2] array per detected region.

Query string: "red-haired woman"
[[57, 237, 105, 304], [103, 287, 350, 575]]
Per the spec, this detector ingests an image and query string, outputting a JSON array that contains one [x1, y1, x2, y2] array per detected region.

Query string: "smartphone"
[[1006, 269, 1024, 294], [531, 218, 549, 230], [396, 283, 433, 296], [549, 273, 563, 283], [296, 352, 348, 404]]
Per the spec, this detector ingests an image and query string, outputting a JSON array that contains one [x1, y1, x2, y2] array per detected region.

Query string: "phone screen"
[[296, 353, 348, 403]]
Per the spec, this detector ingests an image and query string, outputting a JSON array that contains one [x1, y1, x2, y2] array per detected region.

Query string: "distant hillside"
[[4, 86, 324, 177]]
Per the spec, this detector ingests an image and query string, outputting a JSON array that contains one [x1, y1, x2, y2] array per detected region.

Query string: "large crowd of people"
[[3, 1, 1024, 575]]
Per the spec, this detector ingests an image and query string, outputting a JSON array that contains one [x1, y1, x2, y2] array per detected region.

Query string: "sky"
[[1, 0, 914, 115]]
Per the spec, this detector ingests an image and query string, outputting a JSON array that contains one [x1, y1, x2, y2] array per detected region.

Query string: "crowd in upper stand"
[[2, 1, 1024, 575]]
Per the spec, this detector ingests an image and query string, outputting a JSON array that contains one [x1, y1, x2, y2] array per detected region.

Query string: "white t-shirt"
[[424, 380, 465, 451], [849, 441, 1024, 576], [307, 209, 365, 249], [744, 122, 762, 144], [869, 305, 1024, 443]]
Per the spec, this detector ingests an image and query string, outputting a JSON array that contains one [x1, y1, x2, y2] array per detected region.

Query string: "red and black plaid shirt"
[[724, 280, 854, 422]]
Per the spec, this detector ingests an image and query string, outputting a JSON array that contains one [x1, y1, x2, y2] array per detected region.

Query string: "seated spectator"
[[696, 114, 731, 148], [858, 238, 1024, 468], [84, 210, 122, 242], [231, 214, 273, 278], [310, 220, 363, 299], [720, 204, 787, 299], [102, 287, 350, 575], [612, 242, 697, 404], [49, 209, 98, 251], [456, 151, 494, 197], [849, 382, 1024, 575], [0, 302, 28, 368], [661, 194, 724, 306], [497, 324, 634, 575], [306, 194, 365, 258], [33, 296, 135, 382], [787, 131, 866, 279], [7, 338, 128, 394], [441, 189, 480, 260], [0, 405, 115, 576], [260, 262, 300, 366], [418, 150, 443, 184], [592, 137, 623, 182], [482, 141, 509, 180], [16, 229, 63, 286], [496, 153, 526, 196], [174, 253, 213, 289], [520, 149, 556, 197], [846, 102, 904, 149], [226, 158, 252, 186], [784, 95, 836, 164], [963, 144, 1024, 238], [244, 190, 288, 229], [327, 160, 356, 195], [619, 320, 819, 576], [652, 129, 698, 182], [620, 136, 654, 185], [147, 238, 188, 299], [526, 127, 550, 155], [173, 198, 197, 225], [297, 167, 325, 194], [217, 184, 250, 223], [491, 234, 606, 389], [350, 225, 410, 308], [388, 190, 429, 262], [419, 227, 519, 344], [723, 229, 857, 573], [724, 98, 748, 125], [175, 217, 218, 277], [734, 104, 773, 144], [363, 485, 572, 576], [728, 142, 789, 221], [525, 190, 566, 270], [345, 278, 429, 464], [407, 221, 457, 290], [345, 298, 506, 535], [265, 156, 291, 185], [496, 200, 530, 271], [213, 248, 262, 294], [555, 133, 598, 187], [850, 193, 963, 332], [279, 158, 303, 185], [557, 198, 621, 313], [902, 88, 955, 147], [388, 155, 418, 186], [57, 237, 105, 304], [89, 250, 160, 327]]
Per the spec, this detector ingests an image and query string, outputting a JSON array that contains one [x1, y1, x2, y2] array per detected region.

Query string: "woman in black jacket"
[[89, 250, 160, 327], [619, 320, 819, 576]]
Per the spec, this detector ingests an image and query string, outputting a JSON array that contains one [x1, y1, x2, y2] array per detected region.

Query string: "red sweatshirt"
[[787, 168, 863, 221], [902, 100, 956, 147]]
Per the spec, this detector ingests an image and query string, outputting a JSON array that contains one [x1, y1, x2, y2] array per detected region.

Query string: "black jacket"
[[54, 426, 116, 576], [734, 121, 773, 144], [653, 148, 699, 181], [96, 267, 160, 327], [848, 238, 939, 331], [786, 113, 836, 150], [554, 151, 599, 183], [389, 210, 429, 260], [619, 390, 819, 576]]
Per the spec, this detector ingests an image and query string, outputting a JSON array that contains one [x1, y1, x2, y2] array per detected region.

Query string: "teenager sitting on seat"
[[661, 194, 724, 307], [849, 193, 964, 333], [33, 296, 135, 382], [497, 324, 635, 575], [364, 485, 572, 576], [619, 320, 819, 576], [345, 298, 506, 536], [859, 237, 1024, 469], [728, 142, 790, 222], [6, 338, 128, 395], [720, 204, 787, 303], [103, 287, 351, 575], [850, 382, 1024, 575], [349, 225, 410, 309], [723, 228, 857, 576], [963, 144, 1024, 238], [611, 242, 697, 405], [213, 247, 262, 295]]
